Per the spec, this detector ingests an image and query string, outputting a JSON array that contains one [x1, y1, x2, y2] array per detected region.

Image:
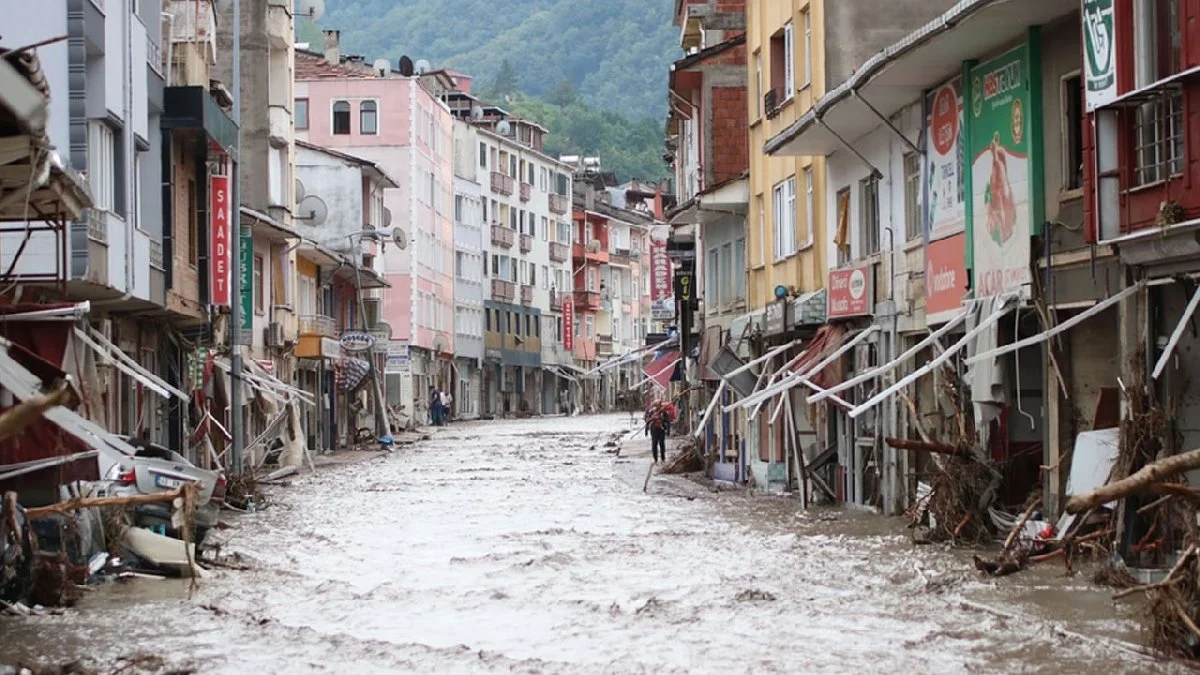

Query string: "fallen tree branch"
[[1138, 494, 1176, 515], [25, 486, 186, 519], [1175, 601, 1200, 643], [1113, 544, 1197, 600], [1003, 497, 1042, 555], [0, 381, 73, 444], [884, 437, 963, 456], [1066, 446, 1200, 514]]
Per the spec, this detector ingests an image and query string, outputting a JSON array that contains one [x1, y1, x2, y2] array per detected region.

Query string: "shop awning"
[[0, 338, 136, 463], [764, 0, 1078, 158], [849, 294, 1019, 420], [212, 357, 316, 407], [584, 335, 678, 377], [74, 326, 189, 401], [542, 365, 577, 382], [730, 326, 874, 413], [641, 351, 680, 391]]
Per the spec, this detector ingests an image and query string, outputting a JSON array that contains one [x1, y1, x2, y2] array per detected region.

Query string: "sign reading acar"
[[827, 266, 873, 319], [969, 39, 1043, 299]]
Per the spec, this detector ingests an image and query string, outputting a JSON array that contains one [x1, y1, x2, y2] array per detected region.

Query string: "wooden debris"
[[1065, 446, 1200, 514], [0, 380, 73, 444], [884, 437, 963, 456], [1002, 497, 1041, 556], [25, 485, 187, 519]]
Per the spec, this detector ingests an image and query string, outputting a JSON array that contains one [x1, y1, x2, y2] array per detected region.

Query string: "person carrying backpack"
[[644, 401, 671, 464]]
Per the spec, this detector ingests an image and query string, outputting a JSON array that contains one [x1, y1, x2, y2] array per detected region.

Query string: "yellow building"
[[746, 0, 827, 313]]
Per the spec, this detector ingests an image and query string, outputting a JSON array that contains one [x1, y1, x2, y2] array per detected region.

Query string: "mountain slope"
[[299, 0, 678, 121]]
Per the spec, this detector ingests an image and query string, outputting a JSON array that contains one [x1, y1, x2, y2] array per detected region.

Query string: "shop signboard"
[[239, 225, 252, 335], [969, 43, 1042, 298], [925, 79, 966, 241], [925, 233, 969, 325], [1083, 0, 1117, 110], [649, 225, 674, 320], [209, 176, 230, 306], [384, 341, 410, 374], [828, 265, 873, 319], [764, 298, 791, 336], [562, 297, 574, 352], [340, 331, 376, 352]]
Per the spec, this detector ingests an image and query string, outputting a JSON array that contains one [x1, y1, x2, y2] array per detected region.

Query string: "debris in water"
[[734, 589, 777, 602]]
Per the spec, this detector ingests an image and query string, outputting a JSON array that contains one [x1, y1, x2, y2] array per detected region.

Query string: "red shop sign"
[[210, 175, 231, 306], [925, 233, 969, 325], [562, 297, 574, 352], [827, 265, 873, 319]]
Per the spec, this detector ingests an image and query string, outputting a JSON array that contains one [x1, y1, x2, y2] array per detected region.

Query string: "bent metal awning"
[[74, 325, 189, 401], [763, 0, 1078, 158]]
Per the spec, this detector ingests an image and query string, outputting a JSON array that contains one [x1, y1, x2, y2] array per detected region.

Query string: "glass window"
[[295, 98, 309, 130], [860, 176, 880, 255], [903, 154, 922, 240], [360, 100, 378, 135], [253, 254, 265, 313], [332, 101, 350, 135]]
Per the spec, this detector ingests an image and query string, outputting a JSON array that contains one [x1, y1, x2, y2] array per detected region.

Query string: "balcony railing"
[[490, 171, 514, 196], [597, 336, 614, 356], [549, 193, 569, 215], [520, 284, 534, 306], [490, 223, 515, 248], [491, 278, 516, 303], [519, 182, 532, 202], [147, 36, 164, 76], [574, 290, 601, 311], [549, 241, 569, 263], [519, 233, 533, 253], [549, 292, 563, 311], [149, 238, 164, 270], [87, 210, 108, 244], [299, 314, 337, 338]]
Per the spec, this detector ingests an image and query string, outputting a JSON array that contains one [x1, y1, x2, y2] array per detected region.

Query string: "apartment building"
[[295, 34, 456, 422], [450, 119, 485, 420]]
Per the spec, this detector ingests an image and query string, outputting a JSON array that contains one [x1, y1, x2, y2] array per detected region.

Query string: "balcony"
[[490, 171, 514, 196], [519, 233, 533, 253], [492, 278, 516, 303], [268, 104, 291, 146], [574, 290, 601, 311], [519, 182, 532, 202], [572, 243, 609, 264], [147, 36, 164, 76], [267, 0, 293, 50], [609, 247, 631, 265], [549, 193, 569, 215], [549, 291, 563, 311], [597, 335, 614, 356], [549, 241, 569, 263], [149, 238, 164, 270], [299, 314, 337, 338], [490, 223, 515, 248], [87, 210, 108, 244], [520, 284, 534, 306]]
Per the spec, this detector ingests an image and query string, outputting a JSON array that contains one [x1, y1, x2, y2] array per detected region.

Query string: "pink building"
[[295, 33, 456, 410]]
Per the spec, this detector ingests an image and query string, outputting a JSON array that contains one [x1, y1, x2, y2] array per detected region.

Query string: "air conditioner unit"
[[266, 322, 285, 348]]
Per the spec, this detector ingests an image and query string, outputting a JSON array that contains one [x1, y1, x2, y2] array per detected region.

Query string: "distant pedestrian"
[[440, 390, 453, 424], [645, 401, 671, 464], [429, 385, 441, 426]]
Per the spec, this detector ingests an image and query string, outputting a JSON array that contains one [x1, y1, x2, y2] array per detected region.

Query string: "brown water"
[[0, 415, 1178, 673]]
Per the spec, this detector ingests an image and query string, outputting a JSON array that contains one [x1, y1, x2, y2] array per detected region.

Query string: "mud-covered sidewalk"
[[0, 415, 1174, 673]]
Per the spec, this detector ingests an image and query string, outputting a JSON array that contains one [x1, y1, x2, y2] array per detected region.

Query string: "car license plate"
[[155, 475, 184, 489]]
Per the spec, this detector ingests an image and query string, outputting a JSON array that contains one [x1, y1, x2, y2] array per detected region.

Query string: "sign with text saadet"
[[925, 79, 965, 241], [1083, 0, 1117, 110], [969, 44, 1036, 298], [209, 176, 230, 306], [925, 233, 969, 325]]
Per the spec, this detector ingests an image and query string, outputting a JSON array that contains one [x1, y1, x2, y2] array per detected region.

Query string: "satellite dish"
[[397, 56, 415, 77], [392, 228, 408, 250], [383, 207, 393, 228], [495, 120, 511, 136], [414, 59, 431, 75], [470, 105, 485, 121], [373, 58, 392, 77], [294, 178, 306, 202], [296, 0, 325, 21], [297, 195, 328, 225], [586, 239, 601, 253]]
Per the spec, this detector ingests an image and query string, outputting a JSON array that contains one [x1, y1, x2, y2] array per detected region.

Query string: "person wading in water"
[[644, 401, 671, 464]]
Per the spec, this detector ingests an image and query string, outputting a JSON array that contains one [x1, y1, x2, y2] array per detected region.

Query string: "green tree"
[[486, 59, 520, 100], [546, 79, 578, 108]]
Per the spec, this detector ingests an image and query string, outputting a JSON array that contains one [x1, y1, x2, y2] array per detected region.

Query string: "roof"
[[296, 140, 400, 188], [295, 49, 376, 80], [670, 34, 747, 73]]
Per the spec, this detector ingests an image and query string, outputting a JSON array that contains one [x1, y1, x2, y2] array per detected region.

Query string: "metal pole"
[[229, 0, 244, 476], [353, 263, 390, 439]]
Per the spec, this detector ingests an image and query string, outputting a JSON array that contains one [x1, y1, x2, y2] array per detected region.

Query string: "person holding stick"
[[644, 400, 671, 464]]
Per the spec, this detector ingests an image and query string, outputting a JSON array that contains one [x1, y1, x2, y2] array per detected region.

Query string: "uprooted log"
[[25, 485, 187, 519], [1065, 446, 1200, 514], [884, 437, 964, 457], [0, 381, 73, 443]]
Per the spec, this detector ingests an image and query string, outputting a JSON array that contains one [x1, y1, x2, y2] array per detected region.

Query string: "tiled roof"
[[295, 50, 375, 80]]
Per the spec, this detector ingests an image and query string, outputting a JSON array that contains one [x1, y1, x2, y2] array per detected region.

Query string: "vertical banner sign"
[[209, 176, 230, 306], [969, 45, 1035, 298], [925, 79, 966, 241], [1083, 0, 1117, 110], [925, 234, 969, 326], [239, 225, 253, 335], [562, 298, 574, 352], [649, 225, 674, 321]]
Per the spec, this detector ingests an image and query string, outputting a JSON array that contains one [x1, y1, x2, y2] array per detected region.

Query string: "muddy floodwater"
[[0, 415, 1180, 673]]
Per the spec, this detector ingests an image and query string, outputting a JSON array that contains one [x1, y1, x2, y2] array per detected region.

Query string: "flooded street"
[[0, 415, 1171, 673]]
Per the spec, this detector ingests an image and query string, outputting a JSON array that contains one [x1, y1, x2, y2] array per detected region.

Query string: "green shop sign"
[[239, 225, 253, 340], [967, 34, 1044, 298], [1083, 0, 1117, 109]]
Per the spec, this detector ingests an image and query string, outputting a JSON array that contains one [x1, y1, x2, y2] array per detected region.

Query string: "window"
[[486, 309, 492, 331], [720, 242, 732, 307], [253, 254, 265, 314], [733, 237, 746, 301], [772, 177, 797, 260], [756, 194, 766, 266], [706, 247, 719, 308], [1056, 73, 1084, 192], [903, 153, 921, 240], [1134, 91, 1184, 186], [557, 221, 571, 243], [360, 100, 378, 135], [295, 98, 309, 130], [754, 51, 763, 118], [770, 23, 794, 101], [860, 176, 880, 255], [332, 101, 350, 135], [541, 216, 549, 241], [803, 167, 814, 249], [585, 316, 594, 340], [87, 122, 115, 212], [541, 265, 549, 289], [1134, 0, 1181, 86], [802, 10, 812, 87], [836, 188, 852, 266], [187, 178, 198, 267], [479, 142, 488, 168], [268, 145, 286, 206]]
